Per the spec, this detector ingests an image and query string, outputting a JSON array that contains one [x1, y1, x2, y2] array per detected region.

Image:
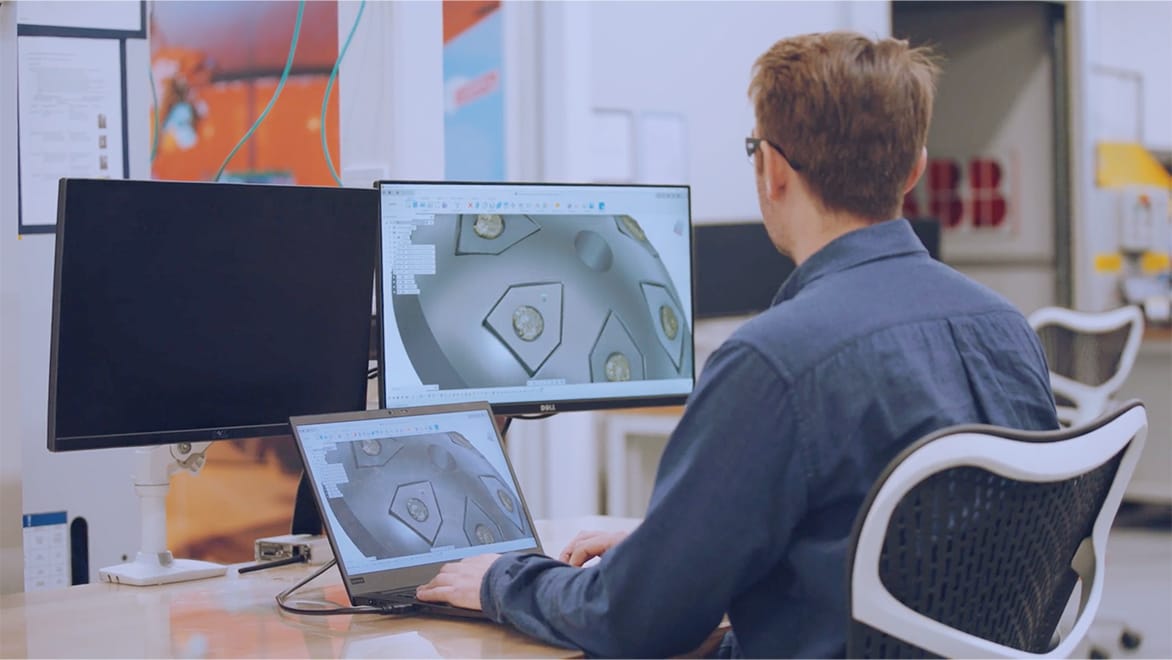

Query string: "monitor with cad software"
[[48, 179, 378, 452], [377, 182, 695, 415]]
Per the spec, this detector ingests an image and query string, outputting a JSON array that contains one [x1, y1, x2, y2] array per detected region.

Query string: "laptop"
[[290, 402, 542, 618]]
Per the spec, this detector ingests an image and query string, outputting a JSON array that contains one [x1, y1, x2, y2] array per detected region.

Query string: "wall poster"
[[149, 0, 340, 185], [443, 1, 505, 181], [14, 2, 144, 234]]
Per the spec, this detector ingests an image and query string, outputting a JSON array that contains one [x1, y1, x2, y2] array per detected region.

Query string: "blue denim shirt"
[[481, 219, 1058, 658]]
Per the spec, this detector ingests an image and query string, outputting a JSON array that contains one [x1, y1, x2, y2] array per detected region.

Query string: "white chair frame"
[[1027, 306, 1145, 427], [850, 402, 1148, 658]]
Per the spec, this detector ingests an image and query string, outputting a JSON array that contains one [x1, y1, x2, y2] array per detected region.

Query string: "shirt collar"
[[772, 218, 928, 306]]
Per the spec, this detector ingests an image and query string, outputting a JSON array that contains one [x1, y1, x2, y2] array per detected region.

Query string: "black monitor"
[[48, 179, 378, 452], [693, 218, 942, 319], [376, 181, 695, 415]]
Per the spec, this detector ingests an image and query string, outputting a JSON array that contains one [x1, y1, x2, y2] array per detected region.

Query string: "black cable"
[[239, 555, 306, 574], [274, 559, 418, 616]]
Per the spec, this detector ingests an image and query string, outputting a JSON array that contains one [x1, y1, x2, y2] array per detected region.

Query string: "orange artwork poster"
[[149, 1, 340, 185]]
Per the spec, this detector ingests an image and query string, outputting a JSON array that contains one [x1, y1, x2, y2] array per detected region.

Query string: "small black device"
[[693, 218, 942, 319]]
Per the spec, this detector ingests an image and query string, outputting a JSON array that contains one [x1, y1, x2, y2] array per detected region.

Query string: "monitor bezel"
[[47, 178, 377, 452], [375, 180, 696, 416]]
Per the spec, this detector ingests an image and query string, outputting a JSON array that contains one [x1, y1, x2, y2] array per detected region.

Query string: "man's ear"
[[762, 142, 790, 202], [903, 147, 928, 194]]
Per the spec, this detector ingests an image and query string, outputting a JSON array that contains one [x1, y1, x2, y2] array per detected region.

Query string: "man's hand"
[[558, 530, 629, 567], [415, 553, 500, 610]]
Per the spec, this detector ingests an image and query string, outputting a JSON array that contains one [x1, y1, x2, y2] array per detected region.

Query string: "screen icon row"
[[408, 200, 606, 211]]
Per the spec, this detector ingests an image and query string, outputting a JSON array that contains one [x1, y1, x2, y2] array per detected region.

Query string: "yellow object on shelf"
[[1140, 251, 1171, 274], [1097, 142, 1172, 189], [1094, 253, 1124, 273]]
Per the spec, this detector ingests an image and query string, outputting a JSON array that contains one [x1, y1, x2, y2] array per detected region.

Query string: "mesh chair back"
[[1027, 307, 1145, 422], [1035, 323, 1131, 388], [848, 402, 1147, 659], [849, 459, 1122, 658]]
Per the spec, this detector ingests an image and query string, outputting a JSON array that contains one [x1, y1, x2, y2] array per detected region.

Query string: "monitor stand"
[[98, 443, 227, 586]]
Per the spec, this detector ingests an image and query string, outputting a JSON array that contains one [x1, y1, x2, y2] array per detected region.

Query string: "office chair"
[[1027, 306, 1145, 427], [1028, 306, 1148, 657], [847, 401, 1148, 658]]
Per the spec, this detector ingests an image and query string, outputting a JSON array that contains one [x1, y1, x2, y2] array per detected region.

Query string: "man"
[[417, 31, 1058, 657]]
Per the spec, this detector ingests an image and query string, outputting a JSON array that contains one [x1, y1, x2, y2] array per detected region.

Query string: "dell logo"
[[540, 403, 557, 413]]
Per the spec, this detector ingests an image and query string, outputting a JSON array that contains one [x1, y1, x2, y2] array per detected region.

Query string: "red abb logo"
[[903, 157, 1010, 229]]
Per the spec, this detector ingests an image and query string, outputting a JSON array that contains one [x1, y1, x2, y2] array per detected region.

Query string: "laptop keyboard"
[[360, 590, 490, 619]]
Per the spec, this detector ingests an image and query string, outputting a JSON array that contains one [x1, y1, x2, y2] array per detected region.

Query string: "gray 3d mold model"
[[391, 213, 692, 388], [325, 432, 529, 560]]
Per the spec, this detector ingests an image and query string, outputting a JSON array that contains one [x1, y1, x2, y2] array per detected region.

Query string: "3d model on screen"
[[391, 213, 692, 387], [323, 432, 530, 560]]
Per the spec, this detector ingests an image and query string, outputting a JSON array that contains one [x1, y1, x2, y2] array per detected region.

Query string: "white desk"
[[1, 516, 667, 658]]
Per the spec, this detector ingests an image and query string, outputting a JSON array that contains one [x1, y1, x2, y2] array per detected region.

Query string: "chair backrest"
[[1027, 306, 1145, 426], [847, 401, 1148, 659]]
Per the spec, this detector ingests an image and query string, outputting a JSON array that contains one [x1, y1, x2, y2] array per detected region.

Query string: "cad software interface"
[[378, 182, 694, 409], [297, 409, 535, 578]]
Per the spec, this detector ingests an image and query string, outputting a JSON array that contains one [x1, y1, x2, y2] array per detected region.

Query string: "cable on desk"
[[274, 559, 418, 617], [239, 555, 307, 574]]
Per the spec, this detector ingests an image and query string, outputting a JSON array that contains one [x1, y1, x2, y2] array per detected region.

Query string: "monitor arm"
[[98, 443, 227, 586]]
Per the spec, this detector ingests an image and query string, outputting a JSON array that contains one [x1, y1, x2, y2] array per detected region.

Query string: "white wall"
[[336, 1, 444, 185], [589, 0, 889, 223], [1, 1, 24, 595], [1084, 1, 1172, 150]]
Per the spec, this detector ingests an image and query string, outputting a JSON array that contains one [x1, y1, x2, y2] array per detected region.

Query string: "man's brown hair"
[[749, 32, 940, 221]]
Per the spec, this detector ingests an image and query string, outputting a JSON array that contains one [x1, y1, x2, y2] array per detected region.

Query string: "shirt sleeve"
[[480, 341, 810, 657]]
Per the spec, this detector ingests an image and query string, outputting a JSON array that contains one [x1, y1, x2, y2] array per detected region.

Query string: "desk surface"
[[1, 516, 641, 658]]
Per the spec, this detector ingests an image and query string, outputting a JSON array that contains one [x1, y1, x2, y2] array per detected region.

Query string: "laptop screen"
[[293, 405, 538, 588]]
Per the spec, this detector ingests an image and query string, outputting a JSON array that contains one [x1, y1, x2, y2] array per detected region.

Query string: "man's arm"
[[474, 342, 809, 657]]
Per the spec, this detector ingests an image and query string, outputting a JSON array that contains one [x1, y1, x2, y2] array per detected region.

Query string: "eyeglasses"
[[745, 136, 802, 171]]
